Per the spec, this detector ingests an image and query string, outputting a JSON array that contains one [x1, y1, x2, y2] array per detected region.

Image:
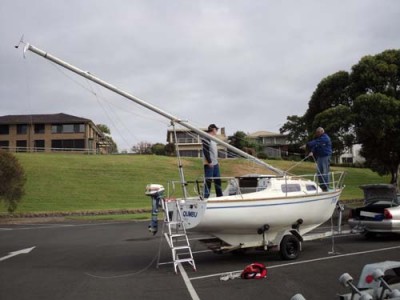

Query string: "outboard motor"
[[145, 184, 165, 235]]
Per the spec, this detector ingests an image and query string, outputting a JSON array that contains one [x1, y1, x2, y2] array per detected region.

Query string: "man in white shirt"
[[202, 124, 223, 198]]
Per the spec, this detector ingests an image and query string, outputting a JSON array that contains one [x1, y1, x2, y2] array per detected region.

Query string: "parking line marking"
[[0, 221, 134, 231], [178, 263, 200, 300], [189, 245, 400, 281]]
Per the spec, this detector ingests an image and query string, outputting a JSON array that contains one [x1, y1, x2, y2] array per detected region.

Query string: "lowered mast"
[[23, 43, 284, 175]]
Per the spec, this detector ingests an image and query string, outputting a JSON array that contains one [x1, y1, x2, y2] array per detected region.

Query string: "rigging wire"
[[47, 61, 171, 150], [172, 126, 279, 174], [84, 249, 159, 279], [32, 52, 305, 166], [21, 55, 35, 150], [84, 80, 136, 151]]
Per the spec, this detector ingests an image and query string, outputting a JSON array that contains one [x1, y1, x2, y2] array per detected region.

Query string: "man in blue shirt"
[[306, 127, 332, 192]]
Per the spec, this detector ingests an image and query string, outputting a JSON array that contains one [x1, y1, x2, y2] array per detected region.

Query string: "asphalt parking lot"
[[1, 220, 399, 300]]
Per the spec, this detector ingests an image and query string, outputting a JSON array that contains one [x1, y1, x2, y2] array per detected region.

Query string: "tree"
[[103, 136, 118, 154], [350, 50, 400, 183], [280, 49, 400, 184], [151, 143, 166, 155], [353, 93, 400, 184], [228, 131, 264, 157], [280, 71, 352, 152], [350, 50, 400, 100], [228, 131, 248, 150], [164, 143, 175, 156], [96, 124, 118, 153], [279, 115, 308, 145], [96, 124, 111, 135], [304, 71, 351, 132], [0, 151, 26, 212], [131, 141, 152, 154], [312, 105, 355, 157]]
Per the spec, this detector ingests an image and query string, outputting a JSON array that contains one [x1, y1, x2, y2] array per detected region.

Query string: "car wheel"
[[280, 235, 300, 260]]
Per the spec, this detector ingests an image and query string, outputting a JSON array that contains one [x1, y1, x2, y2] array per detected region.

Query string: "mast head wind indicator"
[[14, 35, 30, 59], [14, 34, 25, 49]]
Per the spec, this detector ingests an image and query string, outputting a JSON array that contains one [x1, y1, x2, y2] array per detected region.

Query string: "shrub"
[[0, 150, 26, 212], [257, 152, 268, 159]]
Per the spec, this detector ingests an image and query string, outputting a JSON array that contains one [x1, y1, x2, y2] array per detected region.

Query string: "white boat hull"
[[197, 191, 341, 234], [166, 175, 344, 248]]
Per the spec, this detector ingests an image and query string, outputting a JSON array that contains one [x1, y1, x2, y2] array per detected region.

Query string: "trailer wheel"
[[280, 235, 300, 260]]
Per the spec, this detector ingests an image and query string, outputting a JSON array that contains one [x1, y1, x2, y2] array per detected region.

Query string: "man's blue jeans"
[[203, 164, 223, 198], [317, 156, 330, 191]]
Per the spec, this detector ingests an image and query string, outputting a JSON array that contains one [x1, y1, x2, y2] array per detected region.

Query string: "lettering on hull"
[[183, 211, 198, 218]]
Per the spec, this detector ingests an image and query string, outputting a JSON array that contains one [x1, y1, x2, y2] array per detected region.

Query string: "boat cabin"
[[225, 174, 320, 196]]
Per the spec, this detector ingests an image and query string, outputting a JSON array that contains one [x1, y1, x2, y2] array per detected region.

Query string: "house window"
[[176, 132, 197, 144], [52, 124, 62, 133], [77, 124, 85, 133], [17, 124, 28, 134], [52, 124, 85, 134], [179, 150, 198, 157], [342, 157, 353, 164], [0, 141, 9, 149], [51, 139, 85, 151], [16, 140, 27, 152], [34, 124, 45, 134], [0, 125, 9, 135], [34, 140, 45, 152]]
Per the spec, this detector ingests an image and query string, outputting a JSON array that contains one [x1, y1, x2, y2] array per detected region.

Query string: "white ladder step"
[[170, 233, 186, 238], [175, 258, 195, 264], [157, 197, 196, 273], [173, 246, 191, 251], [168, 221, 182, 225]]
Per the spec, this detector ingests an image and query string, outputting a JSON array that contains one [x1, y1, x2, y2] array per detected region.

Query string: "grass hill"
[[0, 153, 390, 215]]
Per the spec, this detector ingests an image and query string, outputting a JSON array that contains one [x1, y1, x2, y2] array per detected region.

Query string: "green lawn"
[[0, 153, 390, 215]]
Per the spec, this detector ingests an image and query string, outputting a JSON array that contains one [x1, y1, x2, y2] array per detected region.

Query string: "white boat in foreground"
[[20, 42, 345, 260], [150, 171, 344, 259]]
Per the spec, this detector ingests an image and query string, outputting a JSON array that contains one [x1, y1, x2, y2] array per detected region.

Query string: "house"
[[339, 144, 365, 165], [247, 131, 289, 158], [166, 127, 228, 158], [0, 113, 110, 154]]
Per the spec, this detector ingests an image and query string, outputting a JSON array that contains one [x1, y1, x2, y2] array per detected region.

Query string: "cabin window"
[[239, 177, 259, 194], [306, 185, 317, 191], [281, 184, 301, 193]]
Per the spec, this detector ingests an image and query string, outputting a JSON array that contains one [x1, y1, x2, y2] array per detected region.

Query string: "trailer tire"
[[280, 235, 300, 260]]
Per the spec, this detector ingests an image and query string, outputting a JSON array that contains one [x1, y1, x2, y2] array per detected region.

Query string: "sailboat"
[[20, 42, 345, 260]]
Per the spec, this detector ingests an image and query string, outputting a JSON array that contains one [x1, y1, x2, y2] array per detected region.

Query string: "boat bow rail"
[[164, 171, 346, 200]]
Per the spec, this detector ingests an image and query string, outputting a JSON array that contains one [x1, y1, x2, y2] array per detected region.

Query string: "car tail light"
[[384, 209, 393, 219]]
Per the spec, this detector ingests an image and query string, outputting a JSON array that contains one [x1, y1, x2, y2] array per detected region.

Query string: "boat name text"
[[183, 211, 198, 218]]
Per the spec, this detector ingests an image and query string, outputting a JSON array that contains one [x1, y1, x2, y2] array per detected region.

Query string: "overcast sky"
[[1, 1, 399, 152]]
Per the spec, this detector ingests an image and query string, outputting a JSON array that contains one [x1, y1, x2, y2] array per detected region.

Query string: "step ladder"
[[157, 198, 196, 273]]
